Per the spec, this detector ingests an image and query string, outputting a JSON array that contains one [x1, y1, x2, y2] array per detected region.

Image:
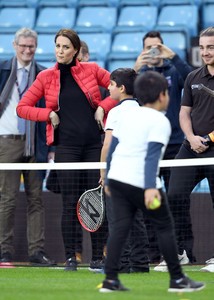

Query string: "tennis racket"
[[77, 185, 105, 232]]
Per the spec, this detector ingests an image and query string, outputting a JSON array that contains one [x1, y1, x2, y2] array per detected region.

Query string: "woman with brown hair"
[[17, 28, 116, 271]]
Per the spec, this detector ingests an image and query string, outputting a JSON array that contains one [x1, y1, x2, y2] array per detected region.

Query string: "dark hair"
[[110, 68, 137, 95], [134, 71, 168, 105], [200, 26, 214, 38], [142, 31, 163, 47], [54, 28, 81, 59], [80, 40, 89, 56]]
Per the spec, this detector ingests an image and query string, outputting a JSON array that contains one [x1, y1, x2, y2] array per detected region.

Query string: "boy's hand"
[[144, 188, 161, 210]]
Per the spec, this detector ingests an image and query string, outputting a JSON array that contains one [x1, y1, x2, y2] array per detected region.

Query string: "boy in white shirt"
[[99, 71, 205, 293], [100, 68, 150, 274]]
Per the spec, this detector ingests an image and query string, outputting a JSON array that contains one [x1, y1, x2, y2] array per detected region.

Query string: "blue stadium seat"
[[114, 5, 158, 33], [35, 34, 56, 61], [35, 8, 76, 33], [0, 34, 15, 59], [193, 178, 210, 193], [75, 7, 117, 33], [119, 0, 160, 6], [107, 59, 135, 72], [92, 60, 106, 68], [87, 60, 106, 68], [37, 60, 56, 68], [38, 0, 78, 7], [159, 0, 202, 7], [0, 0, 38, 7], [79, 33, 111, 61], [78, 0, 118, 7], [0, 8, 36, 33], [161, 31, 187, 60], [155, 5, 199, 40], [108, 32, 144, 60], [201, 4, 214, 29]]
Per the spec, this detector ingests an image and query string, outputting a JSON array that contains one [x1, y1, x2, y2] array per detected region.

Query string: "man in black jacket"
[[0, 27, 55, 266], [134, 31, 194, 266]]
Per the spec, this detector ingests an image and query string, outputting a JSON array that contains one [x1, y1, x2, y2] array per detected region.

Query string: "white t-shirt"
[[105, 98, 139, 131], [107, 106, 171, 189]]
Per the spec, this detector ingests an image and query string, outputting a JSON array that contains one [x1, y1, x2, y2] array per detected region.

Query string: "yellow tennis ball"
[[149, 197, 161, 210]]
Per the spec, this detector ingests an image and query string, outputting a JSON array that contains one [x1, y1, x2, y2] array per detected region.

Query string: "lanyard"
[[16, 72, 29, 99]]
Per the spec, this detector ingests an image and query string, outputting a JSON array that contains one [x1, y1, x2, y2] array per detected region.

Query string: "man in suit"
[[0, 27, 55, 266]]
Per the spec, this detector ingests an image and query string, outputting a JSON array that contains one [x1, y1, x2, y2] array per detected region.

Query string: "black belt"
[[0, 134, 26, 141]]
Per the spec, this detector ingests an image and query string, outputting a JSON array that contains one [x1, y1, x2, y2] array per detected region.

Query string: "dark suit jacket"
[[0, 58, 53, 164]]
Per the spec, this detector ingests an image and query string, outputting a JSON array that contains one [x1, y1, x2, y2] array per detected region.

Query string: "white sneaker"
[[200, 258, 214, 272], [153, 260, 167, 272], [154, 250, 189, 272], [178, 250, 190, 265]]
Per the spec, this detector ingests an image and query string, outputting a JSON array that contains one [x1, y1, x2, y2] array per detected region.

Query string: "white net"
[[0, 158, 213, 265]]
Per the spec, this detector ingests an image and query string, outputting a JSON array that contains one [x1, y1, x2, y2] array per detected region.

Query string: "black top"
[[55, 62, 101, 146], [182, 65, 214, 136]]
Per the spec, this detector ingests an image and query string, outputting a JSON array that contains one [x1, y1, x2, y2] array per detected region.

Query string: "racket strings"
[[78, 189, 104, 231]]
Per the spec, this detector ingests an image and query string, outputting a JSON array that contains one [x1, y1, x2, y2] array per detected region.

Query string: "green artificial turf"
[[0, 266, 213, 300]]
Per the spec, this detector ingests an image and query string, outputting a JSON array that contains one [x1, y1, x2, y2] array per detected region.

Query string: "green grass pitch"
[[0, 265, 213, 300]]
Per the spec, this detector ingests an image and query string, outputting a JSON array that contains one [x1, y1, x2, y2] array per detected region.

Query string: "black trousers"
[[168, 141, 214, 258], [55, 144, 108, 260], [105, 179, 183, 280], [106, 194, 149, 269]]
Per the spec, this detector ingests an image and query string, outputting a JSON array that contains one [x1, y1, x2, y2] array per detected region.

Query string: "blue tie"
[[18, 68, 28, 134]]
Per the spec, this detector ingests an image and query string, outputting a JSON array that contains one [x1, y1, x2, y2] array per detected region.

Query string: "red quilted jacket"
[[17, 60, 116, 145]]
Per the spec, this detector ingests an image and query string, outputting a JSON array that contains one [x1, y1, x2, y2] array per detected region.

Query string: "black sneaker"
[[168, 276, 205, 292], [64, 257, 77, 271], [0, 252, 12, 263], [99, 279, 129, 293], [88, 259, 104, 273], [29, 251, 56, 267]]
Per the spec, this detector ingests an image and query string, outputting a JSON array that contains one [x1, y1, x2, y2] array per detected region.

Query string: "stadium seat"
[[107, 59, 135, 72], [38, 0, 78, 7], [119, 0, 160, 6], [78, 33, 111, 61], [35, 34, 56, 61], [35, 8, 76, 33], [37, 60, 56, 68], [193, 178, 210, 193], [0, 8, 36, 33], [36, 59, 56, 68], [0, 34, 15, 59], [108, 32, 144, 60], [78, 0, 117, 7], [161, 31, 187, 60], [155, 5, 199, 40], [0, 0, 38, 7], [114, 5, 158, 33], [89, 60, 106, 68], [201, 4, 214, 29], [159, 0, 202, 7], [75, 7, 117, 33]]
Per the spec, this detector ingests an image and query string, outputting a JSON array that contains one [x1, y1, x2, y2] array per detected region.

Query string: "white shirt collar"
[[17, 61, 32, 72]]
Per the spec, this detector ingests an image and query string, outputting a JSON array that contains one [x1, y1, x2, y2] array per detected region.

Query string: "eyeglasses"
[[17, 44, 36, 50]]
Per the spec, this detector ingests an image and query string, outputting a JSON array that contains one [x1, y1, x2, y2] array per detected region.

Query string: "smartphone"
[[148, 48, 160, 57]]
